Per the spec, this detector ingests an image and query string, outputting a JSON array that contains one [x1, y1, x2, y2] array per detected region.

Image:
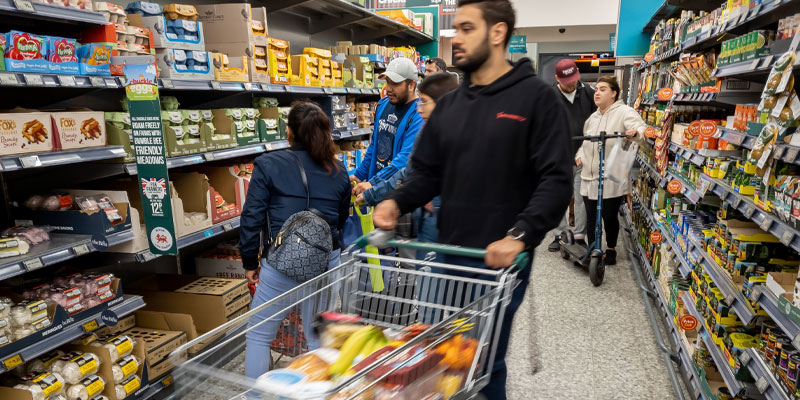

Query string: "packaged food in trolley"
[[165, 231, 529, 400]]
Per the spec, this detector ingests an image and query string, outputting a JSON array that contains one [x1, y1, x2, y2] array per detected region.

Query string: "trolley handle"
[[573, 131, 628, 142], [354, 230, 530, 271]]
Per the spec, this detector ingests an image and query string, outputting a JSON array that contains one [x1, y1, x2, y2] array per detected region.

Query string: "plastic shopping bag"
[[607, 140, 639, 183], [353, 200, 385, 292]]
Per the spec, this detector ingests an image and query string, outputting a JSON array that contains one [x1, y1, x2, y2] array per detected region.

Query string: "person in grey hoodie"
[[575, 76, 647, 265]]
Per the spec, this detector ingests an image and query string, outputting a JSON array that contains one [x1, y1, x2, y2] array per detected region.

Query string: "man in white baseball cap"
[[351, 57, 424, 200]]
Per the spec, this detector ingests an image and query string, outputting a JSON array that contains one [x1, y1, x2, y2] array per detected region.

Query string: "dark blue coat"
[[238, 147, 351, 270]]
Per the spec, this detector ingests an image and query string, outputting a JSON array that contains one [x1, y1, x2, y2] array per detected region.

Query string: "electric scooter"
[[559, 131, 628, 286]]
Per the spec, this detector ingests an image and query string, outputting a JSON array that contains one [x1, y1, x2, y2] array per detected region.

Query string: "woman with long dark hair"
[[239, 101, 350, 380]]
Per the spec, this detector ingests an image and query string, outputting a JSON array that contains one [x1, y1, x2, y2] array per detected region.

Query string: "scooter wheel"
[[589, 255, 604, 286], [562, 230, 575, 245], [560, 247, 570, 260]]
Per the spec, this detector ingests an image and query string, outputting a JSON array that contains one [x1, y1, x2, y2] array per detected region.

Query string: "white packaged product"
[[0, 302, 10, 318], [13, 371, 65, 400], [26, 350, 65, 374], [51, 351, 87, 376], [90, 335, 135, 362], [60, 353, 101, 384], [114, 375, 141, 399], [111, 355, 139, 383], [66, 375, 105, 400], [10, 300, 47, 327]]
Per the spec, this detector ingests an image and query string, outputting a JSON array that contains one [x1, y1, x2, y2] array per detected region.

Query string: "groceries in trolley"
[[250, 314, 481, 399]]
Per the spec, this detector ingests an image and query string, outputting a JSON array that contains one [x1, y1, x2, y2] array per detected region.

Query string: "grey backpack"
[[266, 151, 333, 283]]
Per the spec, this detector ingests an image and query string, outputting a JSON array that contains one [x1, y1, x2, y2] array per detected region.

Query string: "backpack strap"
[[288, 150, 311, 210]]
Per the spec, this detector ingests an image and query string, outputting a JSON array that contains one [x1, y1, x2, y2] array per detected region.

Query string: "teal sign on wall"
[[509, 35, 527, 53], [616, 0, 662, 57]]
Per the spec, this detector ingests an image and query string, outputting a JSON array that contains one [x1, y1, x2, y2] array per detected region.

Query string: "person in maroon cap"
[[548, 58, 597, 252]]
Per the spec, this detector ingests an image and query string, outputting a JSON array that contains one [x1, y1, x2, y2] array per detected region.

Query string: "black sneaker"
[[548, 238, 560, 252], [605, 249, 617, 265]]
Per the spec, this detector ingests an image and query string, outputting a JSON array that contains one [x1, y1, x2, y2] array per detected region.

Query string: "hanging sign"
[[699, 121, 718, 138], [124, 62, 177, 255], [644, 52, 655, 62], [679, 315, 698, 331], [657, 88, 674, 101], [688, 121, 702, 137], [667, 180, 683, 194], [649, 231, 663, 244], [509, 35, 527, 53], [644, 127, 657, 139]]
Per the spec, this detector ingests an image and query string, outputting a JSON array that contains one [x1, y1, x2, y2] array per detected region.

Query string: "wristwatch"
[[506, 227, 526, 241]]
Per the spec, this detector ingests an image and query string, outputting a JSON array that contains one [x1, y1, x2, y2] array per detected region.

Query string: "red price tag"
[[667, 180, 683, 194], [680, 314, 698, 331], [650, 231, 663, 244]]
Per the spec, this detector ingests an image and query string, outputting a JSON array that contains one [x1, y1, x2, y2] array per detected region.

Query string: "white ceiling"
[[516, 24, 617, 43], [511, 0, 621, 28]]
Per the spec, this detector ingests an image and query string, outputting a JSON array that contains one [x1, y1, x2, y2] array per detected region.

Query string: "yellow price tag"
[[3, 354, 23, 370], [83, 320, 99, 332], [162, 375, 173, 387]]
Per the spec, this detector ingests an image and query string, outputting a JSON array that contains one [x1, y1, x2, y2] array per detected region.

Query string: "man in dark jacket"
[[372, 0, 573, 397], [548, 59, 597, 251]]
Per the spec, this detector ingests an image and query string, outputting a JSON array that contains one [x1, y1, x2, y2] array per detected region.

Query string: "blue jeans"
[[442, 254, 532, 400], [245, 249, 341, 380]]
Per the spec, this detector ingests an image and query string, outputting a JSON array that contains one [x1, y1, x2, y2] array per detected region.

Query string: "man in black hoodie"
[[373, 0, 573, 397]]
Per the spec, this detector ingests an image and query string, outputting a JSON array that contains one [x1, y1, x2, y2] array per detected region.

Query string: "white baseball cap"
[[379, 57, 419, 83]]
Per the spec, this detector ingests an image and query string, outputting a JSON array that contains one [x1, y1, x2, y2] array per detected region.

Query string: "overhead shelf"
[[0, 72, 122, 89], [700, 174, 800, 253], [0, 0, 107, 25], [0, 294, 145, 373], [264, 0, 433, 45], [738, 348, 793, 400], [0, 146, 126, 172], [643, 1, 681, 33], [715, 53, 800, 82], [0, 228, 133, 282], [124, 141, 291, 175]]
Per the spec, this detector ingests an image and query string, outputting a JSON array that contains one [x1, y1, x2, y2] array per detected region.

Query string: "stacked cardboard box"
[[198, 4, 269, 83]]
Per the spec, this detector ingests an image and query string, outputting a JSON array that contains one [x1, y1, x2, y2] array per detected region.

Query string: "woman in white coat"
[[575, 76, 647, 265]]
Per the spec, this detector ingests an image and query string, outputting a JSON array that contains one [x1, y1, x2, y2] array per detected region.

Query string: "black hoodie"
[[392, 58, 573, 250]]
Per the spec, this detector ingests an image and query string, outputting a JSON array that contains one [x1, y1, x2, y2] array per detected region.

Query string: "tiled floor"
[[184, 231, 684, 400], [506, 231, 682, 400]]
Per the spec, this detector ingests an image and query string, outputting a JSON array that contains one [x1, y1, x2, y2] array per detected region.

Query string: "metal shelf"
[[0, 0, 107, 25], [134, 217, 241, 262], [700, 174, 800, 253], [682, 292, 761, 398], [265, 0, 433, 45], [753, 287, 800, 351], [0, 146, 126, 172], [718, 127, 758, 150], [0, 228, 133, 282], [133, 374, 173, 400], [669, 143, 707, 167], [333, 127, 372, 140], [773, 144, 800, 166], [638, 45, 683, 71], [715, 54, 800, 82], [739, 348, 793, 400], [124, 141, 291, 175], [158, 79, 381, 95], [643, 1, 681, 33], [0, 72, 122, 89], [632, 191, 695, 279], [0, 294, 145, 373]]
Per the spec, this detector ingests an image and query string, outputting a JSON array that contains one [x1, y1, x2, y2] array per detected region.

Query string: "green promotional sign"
[[509, 35, 527, 53], [124, 63, 177, 255]]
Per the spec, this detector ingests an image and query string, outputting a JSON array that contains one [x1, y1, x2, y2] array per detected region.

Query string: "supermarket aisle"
[[505, 231, 680, 400]]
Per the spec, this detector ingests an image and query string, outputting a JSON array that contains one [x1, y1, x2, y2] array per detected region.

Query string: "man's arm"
[[363, 167, 407, 206], [512, 91, 574, 249], [368, 113, 424, 186]]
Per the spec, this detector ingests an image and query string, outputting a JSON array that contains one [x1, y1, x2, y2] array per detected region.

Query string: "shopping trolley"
[[166, 230, 529, 400]]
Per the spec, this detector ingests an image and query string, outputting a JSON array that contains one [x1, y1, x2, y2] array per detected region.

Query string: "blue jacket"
[[353, 97, 424, 186], [238, 147, 351, 270]]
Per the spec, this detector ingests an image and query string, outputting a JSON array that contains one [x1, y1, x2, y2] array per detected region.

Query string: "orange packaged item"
[[163, 3, 197, 20], [286, 353, 330, 381]]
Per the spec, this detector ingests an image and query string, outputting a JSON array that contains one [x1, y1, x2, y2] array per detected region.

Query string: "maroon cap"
[[555, 59, 581, 85]]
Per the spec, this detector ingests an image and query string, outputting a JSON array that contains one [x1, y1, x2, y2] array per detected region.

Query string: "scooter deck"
[[560, 243, 590, 260]]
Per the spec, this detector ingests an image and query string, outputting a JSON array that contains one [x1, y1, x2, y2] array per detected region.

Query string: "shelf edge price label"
[[203, 229, 214, 238], [243, 82, 253, 91], [0, 73, 19, 85], [90, 76, 106, 87], [679, 314, 698, 331], [204, 152, 216, 161], [781, 231, 794, 247], [162, 375, 173, 387], [23, 257, 43, 271], [732, 197, 741, 208], [667, 179, 682, 194], [23, 74, 43, 86], [82, 319, 99, 332], [72, 243, 90, 256], [161, 79, 174, 89], [12, 0, 35, 12], [756, 376, 769, 394], [3, 355, 23, 371], [657, 88, 674, 101], [644, 127, 657, 139], [785, 147, 799, 163], [759, 218, 773, 232], [738, 350, 752, 366], [743, 206, 756, 219], [649, 231, 663, 244], [223, 223, 234, 232], [58, 75, 76, 87], [19, 155, 40, 168]]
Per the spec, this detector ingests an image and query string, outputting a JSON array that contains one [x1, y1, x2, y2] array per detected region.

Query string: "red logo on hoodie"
[[496, 112, 526, 122]]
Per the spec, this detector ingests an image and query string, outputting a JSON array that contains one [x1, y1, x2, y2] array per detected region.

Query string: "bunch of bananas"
[[328, 325, 389, 376]]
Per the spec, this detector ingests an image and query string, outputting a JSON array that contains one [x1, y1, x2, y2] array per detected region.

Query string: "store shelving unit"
[[0, 0, 107, 25], [0, 72, 123, 89], [0, 146, 127, 172], [752, 286, 800, 349], [123, 141, 291, 175], [738, 347, 793, 400], [668, 142, 741, 167], [0, 294, 145, 373], [635, 154, 705, 204], [631, 192, 695, 278]]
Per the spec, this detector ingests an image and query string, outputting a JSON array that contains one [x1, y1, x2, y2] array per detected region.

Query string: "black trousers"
[[583, 195, 625, 249]]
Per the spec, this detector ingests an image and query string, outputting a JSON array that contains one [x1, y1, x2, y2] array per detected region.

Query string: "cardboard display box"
[[155, 49, 214, 81], [211, 108, 260, 147], [123, 326, 187, 369], [195, 251, 245, 279], [169, 172, 213, 238], [105, 114, 134, 162], [128, 275, 249, 336], [205, 41, 269, 83], [201, 166, 245, 224], [212, 53, 249, 82], [104, 181, 152, 254], [0, 111, 54, 156], [197, 4, 267, 46], [267, 37, 291, 84], [161, 109, 212, 157], [67, 337, 147, 400], [14, 189, 132, 236], [129, 15, 206, 51], [50, 110, 107, 150]]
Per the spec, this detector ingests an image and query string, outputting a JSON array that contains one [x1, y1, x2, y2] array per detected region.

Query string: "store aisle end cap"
[[378, 57, 418, 83]]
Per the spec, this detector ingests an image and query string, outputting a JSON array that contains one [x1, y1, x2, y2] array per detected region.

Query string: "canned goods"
[[781, 346, 797, 373], [775, 337, 791, 370], [717, 387, 732, 400], [767, 332, 779, 362], [787, 353, 800, 387]]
